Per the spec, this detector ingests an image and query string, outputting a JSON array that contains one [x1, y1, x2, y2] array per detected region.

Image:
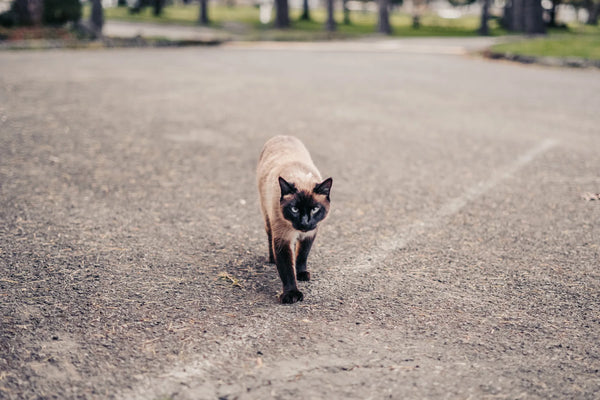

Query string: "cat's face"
[[279, 177, 332, 232]]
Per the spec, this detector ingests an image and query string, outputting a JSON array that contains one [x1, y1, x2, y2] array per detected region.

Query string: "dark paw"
[[268, 254, 275, 264], [280, 289, 304, 304], [297, 271, 311, 281]]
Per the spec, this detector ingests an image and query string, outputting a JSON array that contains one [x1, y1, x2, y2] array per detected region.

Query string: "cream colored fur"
[[257, 136, 323, 246]]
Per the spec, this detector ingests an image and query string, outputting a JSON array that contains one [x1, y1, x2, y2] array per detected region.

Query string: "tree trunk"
[[502, 0, 512, 29], [548, 0, 560, 26], [412, 0, 424, 29], [198, 0, 209, 25], [153, 0, 165, 16], [90, 0, 104, 36], [274, 0, 290, 28], [412, 14, 420, 28], [13, 0, 43, 25], [511, 0, 525, 31], [129, 0, 143, 14], [300, 0, 310, 21], [479, 0, 491, 35], [377, 0, 392, 34], [325, 0, 336, 31], [343, 0, 351, 25], [504, 0, 545, 34], [587, 2, 600, 25], [523, 0, 545, 33]]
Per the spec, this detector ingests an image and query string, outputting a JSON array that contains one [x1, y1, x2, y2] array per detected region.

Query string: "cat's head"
[[279, 176, 332, 233]]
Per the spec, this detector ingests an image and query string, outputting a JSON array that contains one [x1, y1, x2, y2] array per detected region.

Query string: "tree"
[[129, 0, 147, 14], [325, 0, 336, 31], [547, 0, 561, 27], [479, 0, 491, 35], [43, 0, 81, 25], [12, 0, 43, 25], [377, 0, 392, 33], [300, 0, 310, 21], [584, 0, 600, 24], [130, 0, 164, 16], [198, 0, 209, 25], [90, 0, 103, 36], [2, 0, 81, 28], [152, 0, 165, 16], [503, 0, 545, 34], [274, 0, 289, 28], [343, 0, 350, 24], [411, 0, 428, 28]]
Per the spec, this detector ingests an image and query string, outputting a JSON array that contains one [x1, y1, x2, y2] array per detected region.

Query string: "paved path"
[[104, 20, 502, 52], [1, 44, 599, 400], [104, 20, 231, 42]]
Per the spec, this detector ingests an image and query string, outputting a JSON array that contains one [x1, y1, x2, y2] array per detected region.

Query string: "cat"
[[257, 136, 333, 304]]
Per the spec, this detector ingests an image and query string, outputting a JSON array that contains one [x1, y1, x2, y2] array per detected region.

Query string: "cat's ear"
[[278, 177, 296, 199], [314, 177, 333, 198]]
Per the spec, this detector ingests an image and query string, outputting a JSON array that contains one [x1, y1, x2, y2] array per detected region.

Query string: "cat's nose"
[[298, 216, 311, 231]]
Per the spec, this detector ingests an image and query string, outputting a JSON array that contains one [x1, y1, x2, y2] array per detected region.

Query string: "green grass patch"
[[490, 24, 600, 60], [491, 35, 600, 60], [103, 3, 261, 27], [89, 4, 508, 39]]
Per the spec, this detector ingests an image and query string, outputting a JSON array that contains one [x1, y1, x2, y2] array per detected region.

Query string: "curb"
[[483, 50, 600, 69], [0, 35, 225, 50]]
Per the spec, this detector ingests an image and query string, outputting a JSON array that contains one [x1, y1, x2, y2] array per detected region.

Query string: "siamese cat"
[[257, 136, 332, 304]]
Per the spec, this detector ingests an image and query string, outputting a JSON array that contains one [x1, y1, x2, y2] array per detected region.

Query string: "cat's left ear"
[[314, 177, 333, 199], [279, 177, 296, 199]]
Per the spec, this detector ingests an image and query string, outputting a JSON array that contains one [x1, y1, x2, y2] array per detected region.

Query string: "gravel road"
[[1, 43, 599, 399]]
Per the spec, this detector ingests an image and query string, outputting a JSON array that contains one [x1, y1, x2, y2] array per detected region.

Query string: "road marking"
[[351, 139, 558, 271]]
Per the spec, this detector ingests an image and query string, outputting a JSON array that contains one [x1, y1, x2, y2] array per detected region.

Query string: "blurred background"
[[0, 0, 599, 59]]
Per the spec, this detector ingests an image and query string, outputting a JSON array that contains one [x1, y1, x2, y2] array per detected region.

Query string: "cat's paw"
[[268, 255, 275, 264], [280, 289, 304, 304], [297, 271, 311, 281]]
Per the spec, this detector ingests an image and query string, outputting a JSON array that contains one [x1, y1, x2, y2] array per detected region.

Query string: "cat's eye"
[[311, 206, 320, 215], [291, 206, 299, 213]]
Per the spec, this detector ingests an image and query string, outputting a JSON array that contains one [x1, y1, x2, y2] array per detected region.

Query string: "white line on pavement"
[[350, 138, 558, 271]]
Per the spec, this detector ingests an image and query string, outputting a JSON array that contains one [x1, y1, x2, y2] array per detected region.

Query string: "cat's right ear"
[[278, 177, 296, 199], [314, 177, 333, 198]]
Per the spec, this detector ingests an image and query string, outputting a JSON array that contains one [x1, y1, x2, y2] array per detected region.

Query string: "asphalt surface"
[[1, 43, 599, 400]]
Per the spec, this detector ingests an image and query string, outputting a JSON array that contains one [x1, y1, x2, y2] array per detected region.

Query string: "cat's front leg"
[[267, 230, 275, 264], [273, 238, 303, 304], [296, 233, 316, 281]]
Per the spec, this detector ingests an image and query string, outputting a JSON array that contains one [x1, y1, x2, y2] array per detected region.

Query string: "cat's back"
[[257, 136, 319, 180], [257, 136, 322, 207], [258, 135, 312, 168]]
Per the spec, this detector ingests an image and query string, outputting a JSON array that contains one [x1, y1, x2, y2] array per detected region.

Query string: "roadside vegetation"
[[92, 2, 600, 61], [490, 25, 600, 60], [91, 3, 507, 38], [1, 0, 599, 63]]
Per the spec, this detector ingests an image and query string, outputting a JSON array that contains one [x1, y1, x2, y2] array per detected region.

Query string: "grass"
[[83, 3, 600, 60], [490, 32, 600, 60], [89, 4, 508, 39]]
